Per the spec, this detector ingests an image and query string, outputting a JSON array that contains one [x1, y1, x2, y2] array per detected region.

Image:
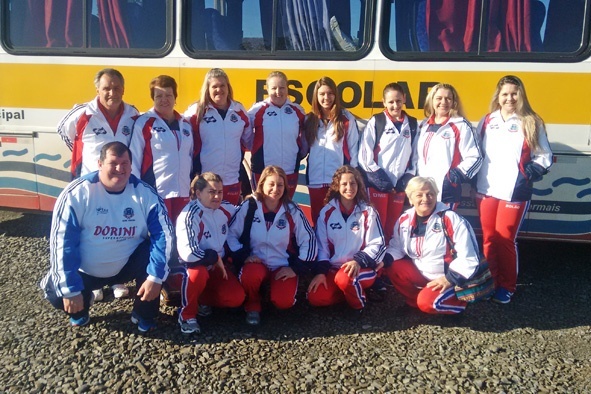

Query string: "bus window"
[[2, 0, 172, 55], [383, 0, 590, 60], [182, 0, 372, 59]]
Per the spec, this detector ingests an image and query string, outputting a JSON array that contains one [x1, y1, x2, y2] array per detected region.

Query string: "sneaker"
[[70, 314, 90, 327], [131, 311, 157, 333], [178, 316, 201, 334], [92, 288, 104, 302], [112, 284, 129, 299], [492, 288, 513, 304], [366, 278, 387, 303], [198, 305, 213, 317], [245, 311, 260, 326]]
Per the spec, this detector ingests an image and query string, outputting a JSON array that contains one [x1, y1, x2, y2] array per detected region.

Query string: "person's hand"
[[245, 255, 262, 264], [215, 257, 228, 280], [342, 260, 360, 278], [63, 294, 84, 314], [375, 261, 384, 271], [426, 276, 452, 293], [137, 279, 162, 302], [308, 274, 327, 293], [274, 266, 296, 281]]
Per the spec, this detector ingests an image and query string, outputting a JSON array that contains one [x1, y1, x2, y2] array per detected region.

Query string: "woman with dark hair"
[[175, 172, 245, 334], [308, 165, 385, 317], [475, 75, 552, 304], [304, 76, 359, 226], [130, 74, 194, 222], [227, 165, 317, 325]]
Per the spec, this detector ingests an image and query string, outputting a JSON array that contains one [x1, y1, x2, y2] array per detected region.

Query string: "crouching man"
[[41, 142, 174, 332]]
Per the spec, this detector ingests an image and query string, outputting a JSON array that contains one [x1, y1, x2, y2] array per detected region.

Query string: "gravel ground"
[[0, 209, 590, 393]]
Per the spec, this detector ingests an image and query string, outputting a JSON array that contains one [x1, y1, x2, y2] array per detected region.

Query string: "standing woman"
[[227, 165, 317, 326], [413, 83, 482, 209], [358, 82, 417, 241], [475, 75, 552, 304], [186, 68, 253, 205], [304, 76, 359, 226], [130, 75, 194, 222], [176, 173, 245, 334], [308, 165, 385, 317], [248, 71, 306, 197]]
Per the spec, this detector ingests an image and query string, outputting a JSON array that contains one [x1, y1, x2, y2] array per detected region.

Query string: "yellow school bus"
[[0, 0, 590, 241]]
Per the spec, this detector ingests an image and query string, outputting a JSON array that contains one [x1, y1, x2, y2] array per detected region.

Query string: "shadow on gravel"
[[0, 212, 51, 238], [85, 236, 591, 343]]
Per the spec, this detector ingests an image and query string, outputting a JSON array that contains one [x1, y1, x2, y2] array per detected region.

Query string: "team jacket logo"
[[230, 113, 239, 123], [203, 116, 217, 124], [402, 129, 411, 138], [329, 223, 342, 230], [284, 106, 293, 115], [440, 131, 452, 139], [96, 207, 108, 215], [432, 222, 442, 233], [266, 110, 278, 117], [122, 126, 131, 136], [93, 127, 107, 135], [183, 129, 191, 137], [509, 123, 519, 132], [350, 221, 360, 231], [276, 219, 287, 230], [203, 231, 211, 239], [221, 224, 227, 235], [94, 225, 137, 237], [123, 207, 134, 219], [252, 217, 261, 223], [153, 127, 166, 133]]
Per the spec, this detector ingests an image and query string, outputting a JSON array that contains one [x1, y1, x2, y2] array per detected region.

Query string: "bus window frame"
[[379, 0, 591, 63], [179, 0, 375, 61], [0, 0, 176, 58]]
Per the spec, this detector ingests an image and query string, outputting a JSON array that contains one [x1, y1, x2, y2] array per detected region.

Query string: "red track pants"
[[385, 258, 466, 314], [307, 266, 377, 310], [476, 194, 528, 293], [240, 262, 298, 312]]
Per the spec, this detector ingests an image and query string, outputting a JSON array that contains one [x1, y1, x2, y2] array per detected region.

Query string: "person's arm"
[[443, 212, 480, 286], [358, 116, 381, 172], [51, 194, 84, 298], [345, 110, 360, 168], [236, 102, 254, 151], [527, 123, 553, 181], [353, 206, 386, 269], [57, 104, 86, 151], [383, 215, 408, 267], [145, 197, 174, 284], [293, 204, 318, 263], [455, 118, 483, 180], [176, 204, 218, 268], [128, 115, 147, 179]]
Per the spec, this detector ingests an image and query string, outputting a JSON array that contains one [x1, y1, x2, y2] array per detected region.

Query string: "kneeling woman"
[[383, 177, 480, 314], [176, 173, 246, 334], [308, 166, 386, 316], [228, 165, 317, 325]]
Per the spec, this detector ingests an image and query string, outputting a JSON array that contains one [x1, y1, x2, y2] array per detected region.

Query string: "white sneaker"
[[92, 288, 104, 302], [112, 284, 129, 299]]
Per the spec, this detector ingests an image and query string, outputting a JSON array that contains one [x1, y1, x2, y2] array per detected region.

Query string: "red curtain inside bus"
[[420, 0, 536, 52], [10, 0, 130, 48]]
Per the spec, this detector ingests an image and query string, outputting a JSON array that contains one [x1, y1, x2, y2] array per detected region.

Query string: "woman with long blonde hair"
[[412, 83, 482, 210], [185, 68, 252, 205], [475, 75, 552, 304]]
